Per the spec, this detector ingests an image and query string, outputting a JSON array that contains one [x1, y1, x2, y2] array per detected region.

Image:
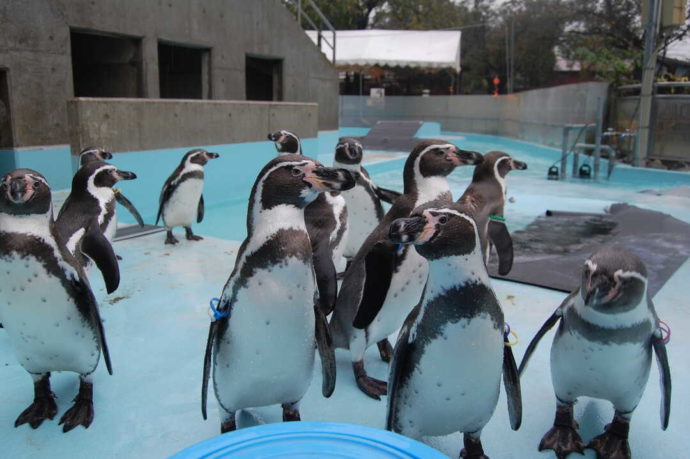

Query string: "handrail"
[[290, 0, 336, 64], [617, 81, 690, 92]]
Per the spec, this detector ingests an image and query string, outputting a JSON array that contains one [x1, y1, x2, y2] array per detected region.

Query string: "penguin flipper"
[[375, 186, 401, 204], [197, 194, 205, 223], [652, 330, 672, 430], [314, 303, 336, 398], [201, 321, 218, 420], [313, 240, 337, 315], [81, 221, 120, 294], [503, 342, 522, 430], [352, 241, 397, 329], [518, 291, 577, 376], [115, 191, 145, 227], [488, 218, 513, 275], [386, 303, 421, 431], [69, 276, 113, 375], [156, 179, 178, 226]]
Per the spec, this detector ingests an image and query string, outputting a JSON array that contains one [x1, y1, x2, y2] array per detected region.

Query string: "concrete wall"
[[340, 82, 610, 148], [67, 98, 318, 154], [1, 0, 338, 148], [615, 94, 690, 161]]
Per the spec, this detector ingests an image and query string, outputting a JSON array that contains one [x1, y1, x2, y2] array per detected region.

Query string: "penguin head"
[[73, 161, 137, 195], [268, 130, 302, 155], [404, 140, 483, 188], [478, 151, 527, 180], [79, 147, 113, 166], [183, 149, 220, 167], [389, 202, 479, 260], [0, 169, 52, 216], [334, 137, 364, 165], [581, 247, 648, 313], [254, 154, 356, 210]]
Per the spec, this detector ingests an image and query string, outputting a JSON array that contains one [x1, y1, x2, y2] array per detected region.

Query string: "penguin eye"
[[437, 215, 448, 225], [436, 149, 445, 156], [291, 168, 302, 177]]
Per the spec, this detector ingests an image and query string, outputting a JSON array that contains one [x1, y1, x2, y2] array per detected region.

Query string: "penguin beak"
[[389, 215, 430, 245], [511, 159, 527, 170], [205, 152, 220, 160], [305, 167, 356, 192], [584, 274, 616, 307], [452, 148, 483, 166], [114, 170, 137, 181], [5, 175, 38, 204]]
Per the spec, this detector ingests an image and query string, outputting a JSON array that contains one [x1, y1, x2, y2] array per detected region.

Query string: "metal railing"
[[289, 0, 336, 64]]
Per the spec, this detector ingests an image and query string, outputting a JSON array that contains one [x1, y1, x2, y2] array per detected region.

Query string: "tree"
[[288, 0, 385, 30]]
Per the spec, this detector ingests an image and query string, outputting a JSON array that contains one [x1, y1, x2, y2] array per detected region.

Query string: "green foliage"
[[574, 46, 643, 85]]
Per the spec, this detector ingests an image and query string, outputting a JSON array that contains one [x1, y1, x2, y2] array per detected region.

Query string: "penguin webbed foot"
[[587, 415, 631, 459], [15, 396, 57, 429], [165, 230, 179, 245], [185, 227, 203, 241], [538, 425, 585, 459], [281, 402, 301, 422], [460, 434, 489, 459], [376, 339, 393, 363], [59, 381, 94, 433], [353, 361, 387, 400], [220, 414, 237, 434]]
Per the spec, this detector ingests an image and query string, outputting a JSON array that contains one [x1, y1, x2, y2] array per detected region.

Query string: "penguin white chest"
[[367, 249, 428, 344], [213, 257, 317, 412], [0, 254, 100, 375], [163, 178, 203, 227], [397, 315, 504, 437], [342, 185, 379, 257], [551, 327, 652, 410]]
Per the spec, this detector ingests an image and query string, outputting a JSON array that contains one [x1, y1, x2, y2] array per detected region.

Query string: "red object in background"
[[492, 76, 500, 97]]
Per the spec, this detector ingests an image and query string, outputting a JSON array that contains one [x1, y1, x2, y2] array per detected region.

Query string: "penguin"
[[329, 139, 483, 399], [201, 154, 355, 433], [268, 129, 349, 315], [156, 149, 219, 245], [386, 201, 522, 458], [457, 151, 527, 275], [332, 137, 402, 261], [56, 161, 136, 292], [519, 247, 671, 459], [78, 147, 145, 229], [0, 169, 112, 432]]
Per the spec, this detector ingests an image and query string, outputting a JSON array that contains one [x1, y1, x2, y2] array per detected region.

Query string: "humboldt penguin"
[[519, 247, 671, 459], [0, 169, 112, 432], [386, 202, 521, 458], [268, 129, 349, 314], [329, 139, 483, 399], [457, 151, 527, 275], [201, 154, 355, 432], [156, 149, 219, 245]]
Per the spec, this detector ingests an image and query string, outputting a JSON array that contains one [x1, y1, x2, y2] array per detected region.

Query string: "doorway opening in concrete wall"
[[70, 30, 143, 98], [0, 69, 13, 148], [246, 55, 283, 101], [158, 43, 211, 99]]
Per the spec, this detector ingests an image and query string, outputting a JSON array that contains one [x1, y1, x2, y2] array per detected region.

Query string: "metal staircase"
[[285, 0, 336, 63]]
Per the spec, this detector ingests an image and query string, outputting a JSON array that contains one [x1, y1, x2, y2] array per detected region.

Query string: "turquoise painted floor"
[[1, 130, 689, 458]]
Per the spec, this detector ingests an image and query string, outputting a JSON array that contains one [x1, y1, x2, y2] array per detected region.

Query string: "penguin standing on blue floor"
[[332, 137, 401, 261], [386, 202, 522, 458], [457, 151, 527, 275], [78, 147, 145, 230], [56, 161, 136, 292], [0, 169, 112, 432], [519, 247, 671, 459], [268, 130, 349, 314], [201, 154, 355, 432], [329, 139, 483, 399], [156, 149, 219, 245]]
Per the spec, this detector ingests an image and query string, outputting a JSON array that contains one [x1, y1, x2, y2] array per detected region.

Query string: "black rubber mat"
[[487, 203, 690, 297], [356, 120, 424, 151]]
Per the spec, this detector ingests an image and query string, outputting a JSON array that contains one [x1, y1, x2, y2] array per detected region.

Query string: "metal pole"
[[593, 97, 604, 179], [560, 126, 568, 179], [509, 16, 515, 94], [297, 0, 302, 27], [636, 0, 662, 167]]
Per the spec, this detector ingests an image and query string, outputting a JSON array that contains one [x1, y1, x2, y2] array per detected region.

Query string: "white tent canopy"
[[306, 29, 461, 72]]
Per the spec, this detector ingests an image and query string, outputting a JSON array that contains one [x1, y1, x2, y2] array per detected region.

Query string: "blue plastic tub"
[[171, 421, 448, 458]]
